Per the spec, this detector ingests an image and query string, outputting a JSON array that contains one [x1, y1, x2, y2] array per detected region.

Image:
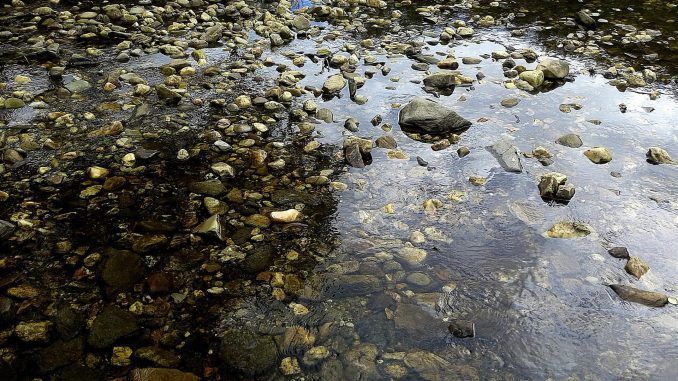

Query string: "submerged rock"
[[545, 221, 593, 238], [130, 368, 199, 381], [87, 306, 139, 348], [399, 97, 471, 134], [609, 285, 668, 307], [448, 319, 475, 338], [488, 140, 523, 173], [0, 219, 15, 240], [220, 329, 278, 376]]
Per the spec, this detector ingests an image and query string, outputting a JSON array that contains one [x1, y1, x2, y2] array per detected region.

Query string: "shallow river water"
[[0, 1, 676, 380]]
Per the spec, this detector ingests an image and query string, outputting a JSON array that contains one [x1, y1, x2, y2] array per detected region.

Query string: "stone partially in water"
[[576, 9, 597, 29], [87, 306, 139, 348], [488, 140, 522, 172], [608, 247, 630, 259], [403, 351, 452, 381], [545, 221, 593, 238], [518, 69, 544, 87], [397, 246, 428, 267], [399, 97, 471, 134], [538, 172, 575, 202], [270, 209, 301, 223], [609, 285, 668, 307], [219, 329, 278, 376], [0, 219, 15, 240], [624, 256, 649, 279], [584, 147, 612, 164], [646, 147, 674, 164], [322, 74, 346, 94], [556, 133, 583, 148], [536, 58, 570, 79], [34, 338, 84, 374]]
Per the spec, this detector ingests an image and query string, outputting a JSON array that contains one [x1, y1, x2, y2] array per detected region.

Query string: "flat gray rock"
[[487, 140, 523, 172]]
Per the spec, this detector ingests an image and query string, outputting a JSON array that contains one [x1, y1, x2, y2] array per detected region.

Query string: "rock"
[[189, 179, 225, 196], [302, 346, 330, 366], [102, 249, 145, 292], [584, 147, 612, 164], [292, 15, 310, 30], [375, 136, 397, 149], [135, 347, 181, 368], [646, 147, 674, 164], [448, 319, 475, 338], [0, 220, 15, 240], [403, 351, 451, 381], [64, 80, 91, 93], [4, 98, 25, 109], [280, 357, 301, 375], [394, 303, 445, 340], [15, 321, 52, 342], [625, 257, 649, 278], [35, 338, 84, 373], [322, 274, 382, 298], [536, 58, 570, 79], [609, 285, 668, 307], [518, 70, 544, 87], [193, 214, 224, 241], [423, 72, 462, 89], [345, 144, 366, 168], [322, 74, 346, 94], [500, 97, 520, 108], [456, 27, 474, 37], [130, 368, 199, 381], [457, 146, 470, 157], [270, 209, 301, 223], [608, 247, 630, 259], [538, 172, 575, 202], [201, 24, 223, 43], [556, 133, 582, 148], [220, 329, 278, 376], [545, 221, 593, 238], [437, 58, 458, 69], [399, 97, 471, 133], [397, 246, 428, 266], [488, 140, 522, 173], [576, 10, 597, 29], [87, 306, 139, 348], [55, 305, 85, 340]]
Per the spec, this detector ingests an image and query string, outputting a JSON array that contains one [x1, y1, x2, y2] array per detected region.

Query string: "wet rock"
[[270, 209, 301, 223], [64, 80, 91, 93], [538, 172, 575, 202], [130, 368, 199, 381], [4, 98, 25, 109], [0, 220, 15, 240], [500, 97, 520, 108], [193, 214, 224, 241], [609, 285, 668, 307], [345, 144, 366, 168], [646, 147, 674, 164], [608, 247, 630, 259], [399, 97, 471, 133], [34, 337, 84, 374], [220, 329, 278, 376], [87, 306, 139, 348], [403, 351, 451, 381], [519, 70, 544, 87], [423, 72, 463, 89], [556, 133, 583, 148], [302, 346, 330, 366], [576, 10, 597, 29], [280, 357, 301, 375], [102, 249, 145, 292], [375, 135, 397, 149], [0, 297, 16, 325], [135, 347, 181, 368], [189, 179, 225, 196], [625, 257, 649, 279], [488, 140, 522, 173], [147, 273, 172, 295], [55, 305, 85, 340], [322, 74, 346, 94], [323, 274, 382, 298], [397, 246, 428, 266], [394, 303, 445, 340], [201, 24, 223, 44], [15, 321, 52, 342], [584, 147, 612, 164], [457, 146, 470, 157], [545, 221, 593, 238], [448, 319, 475, 338], [536, 58, 570, 79]]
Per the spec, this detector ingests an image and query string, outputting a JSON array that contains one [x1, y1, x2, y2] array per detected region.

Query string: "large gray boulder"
[[398, 97, 471, 133]]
